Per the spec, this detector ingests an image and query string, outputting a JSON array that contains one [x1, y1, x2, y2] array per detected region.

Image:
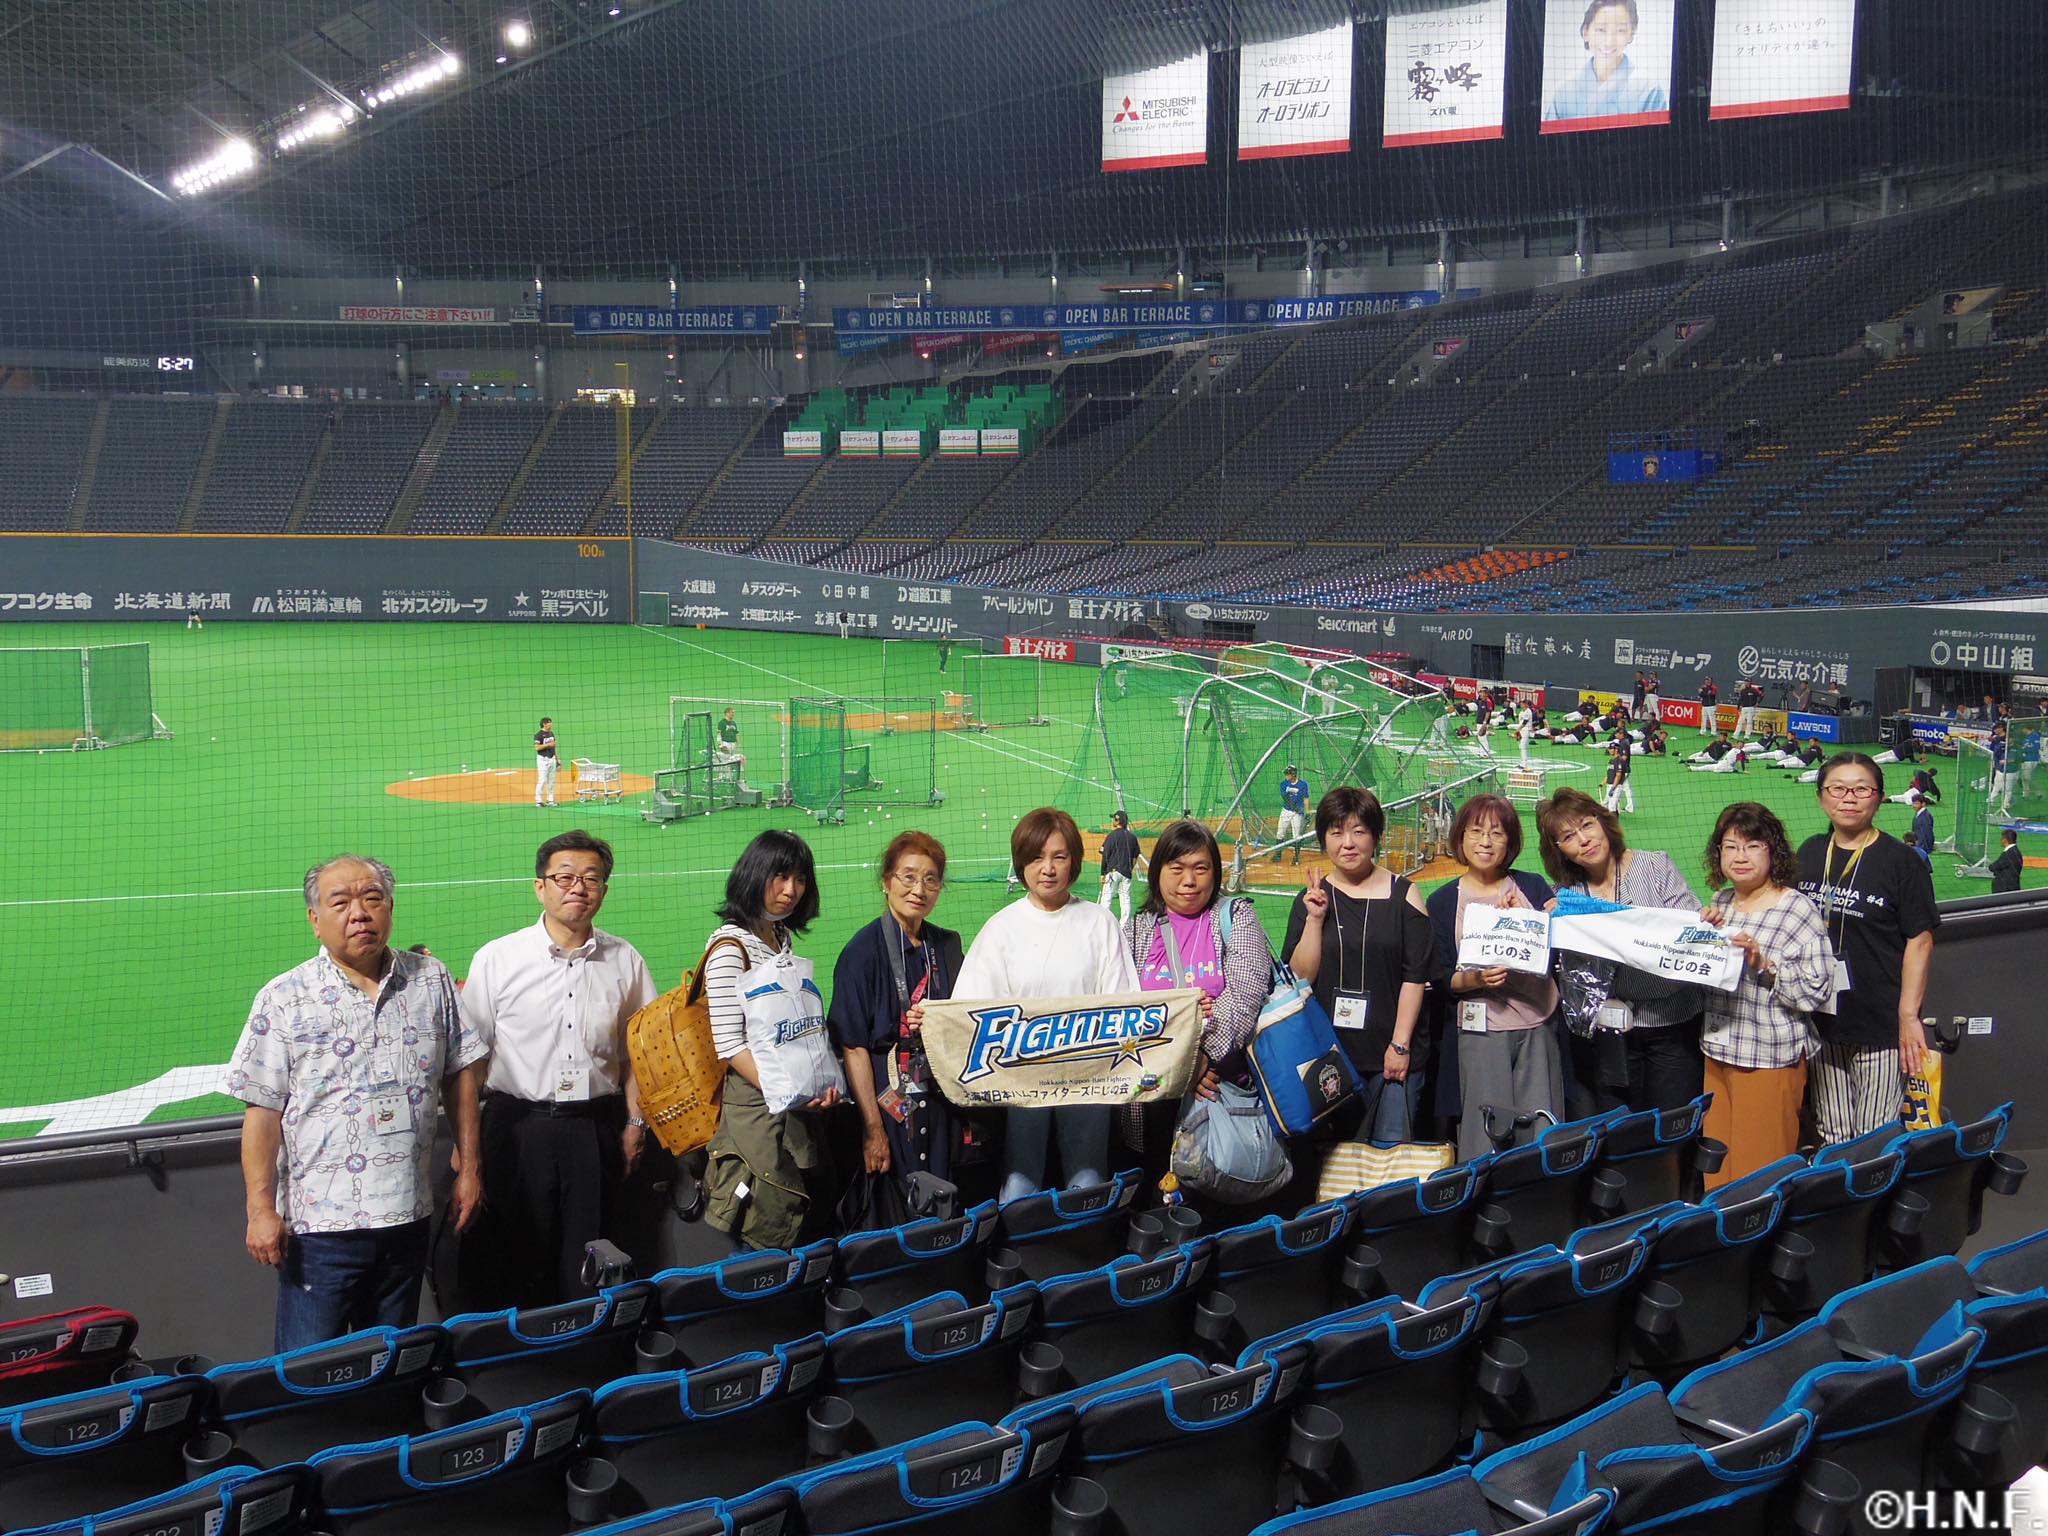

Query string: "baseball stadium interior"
[[5, 1, 2048, 1532]]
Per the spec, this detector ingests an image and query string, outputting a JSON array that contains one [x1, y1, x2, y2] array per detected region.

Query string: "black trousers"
[[1568, 1024, 1705, 1117], [477, 1093, 626, 1308]]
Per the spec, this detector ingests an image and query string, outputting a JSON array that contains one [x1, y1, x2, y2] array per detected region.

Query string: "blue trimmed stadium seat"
[[831, 1202, 999, 1317], [442, 1280, 658, 1412], [589, 1335, 827, 1513], [652, 1241, 836, 1364], [1474, 1114, 1616, 1260], [0, 1372, 210, 1531], [581, 1488, 795, 1536], [1422, 1223, 1652, 1438], [0, 1309, 140, 1411], [1340, 1156, 1490, 1303], [1246, 1463, 1612, 1536], [5, 1465, 309, 1536], [303, 1388, 591, 1534], [1204, 1200, 1355, 1346], [1475, 1380, 1816, 1536], [822, 1285, 1040, 1452], [993, 1172, 1145, 1283], [1032, 1241, 1214, 1386], [1755, 1133, 1905, 1330], [206, 1324, 445, 1467], [1965, 1228, 2048, 1467], [780, 1413, 1077, 1536], [1875, 1103, 2026, 1271], [1588, 1096, 1720, 1214], [1237, 1270, 1498, 1501], [1001, 1347, 1313, 1536]]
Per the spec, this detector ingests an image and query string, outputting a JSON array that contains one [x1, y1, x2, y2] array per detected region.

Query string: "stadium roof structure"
[[3, 0, 2048, 278]]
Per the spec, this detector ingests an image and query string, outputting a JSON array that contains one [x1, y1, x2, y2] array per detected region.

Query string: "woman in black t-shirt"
[[1281, 786, 1435, 1138], [1795, 752, 1940, 1143]]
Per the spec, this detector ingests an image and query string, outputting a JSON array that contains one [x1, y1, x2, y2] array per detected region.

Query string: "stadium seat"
[[992, 1171, 1146, 1283], [0, 1372, 210, 1531], [1422, 1224, 1653, 1438], [830, 1202, 999, 1318], [1237, 1271, 1498, 1502], [303, 1389, 595, 1534], [207, 1324, 445, 1468], [781, 1413, 1079, 1536], [580, 1487, 796, 1536], [652, 1241, 836, 1364], [1965, 1227, 2048, 1466], [1474, 1380, 1820, 1536], [1755, 1134, 1907, 1331], [1588, 1096, 1722, 1214], [1340, 1157, 1490, 1302], [1245, 1463, 1613, 1536], [822, 1284, 1042, 1452], [1874, 1102, 2026, 1270], [3, 1465, 311, 1536], [1473, 1114, 1618, 1260], [1203, 1200, 1356, 1347], [441, 1280, 660, 1413], [1001, 1346, 1315, 1536], [589, 1334, 827, 1513], [0, 1308, 139, 1411], [1032, 1241, 1216, 1386]]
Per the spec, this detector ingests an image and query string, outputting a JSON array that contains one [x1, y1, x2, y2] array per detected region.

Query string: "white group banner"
[[1458, 904, 1553, 975], [1383, 0, 1509, 149], [1541, 0, 1673, 135], [1238, 21, 1354, 161], [920, 989, 1206, 1108], [1103, 52, 1210, 172], [1710, 0, 1857, 121]]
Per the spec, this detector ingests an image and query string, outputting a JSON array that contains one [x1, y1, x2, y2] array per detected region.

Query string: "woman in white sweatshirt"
[[955, 806, 1141, 1202]]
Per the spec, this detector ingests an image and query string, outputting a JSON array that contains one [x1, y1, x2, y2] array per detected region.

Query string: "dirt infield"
[[1076, 826, 1464, 891], [388, 768, 655, 805]]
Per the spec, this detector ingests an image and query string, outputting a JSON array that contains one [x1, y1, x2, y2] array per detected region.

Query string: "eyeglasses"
[[543, 872, 608, 891], [890, 872, 944, 893], [1821, 785, 1880, 801]]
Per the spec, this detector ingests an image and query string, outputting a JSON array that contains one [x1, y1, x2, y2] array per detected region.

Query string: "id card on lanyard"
[[1821, 840, 1864, 1014], [1331, 892, 1372, 1034]]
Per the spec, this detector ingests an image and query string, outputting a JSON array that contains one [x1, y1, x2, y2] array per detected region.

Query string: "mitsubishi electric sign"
[[1102, 52, 1210, 172]]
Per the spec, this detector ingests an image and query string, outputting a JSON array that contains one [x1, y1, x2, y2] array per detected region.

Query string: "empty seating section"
[[195, 404, 328, 532], [410, 403, 550, 534], [0, 398, 94, 530], [13, 187, 2048, 608], [84, 400, 215, 531], [5, 1107, 2030, 1536], [298, 404, 434, 534]]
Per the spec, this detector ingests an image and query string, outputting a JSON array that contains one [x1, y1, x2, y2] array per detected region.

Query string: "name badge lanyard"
[[1821, 838, 1867, 1000], [1331, 890, 1374, 1033], [882, 913, 940, 1168]]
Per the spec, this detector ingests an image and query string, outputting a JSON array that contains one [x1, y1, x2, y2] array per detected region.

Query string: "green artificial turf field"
[[0, 620, 2016, 1138]]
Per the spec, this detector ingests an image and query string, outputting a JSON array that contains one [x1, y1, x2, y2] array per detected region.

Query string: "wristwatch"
[[1389, 1042, 1410, 1058], [627, 1115, 649, 1130]]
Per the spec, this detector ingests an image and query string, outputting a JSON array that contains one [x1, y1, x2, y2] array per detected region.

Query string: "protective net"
[[0, 644, 159, 750], [959, 654, 1045, 728], [2008, 717, 2048, 831], [1949, 738, 1993, 873], [788, 695, 940, 824], [879, 638, 983, 722]]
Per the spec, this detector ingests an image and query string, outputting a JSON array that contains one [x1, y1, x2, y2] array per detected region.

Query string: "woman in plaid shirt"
[[1699, 802, 1834, 1188]]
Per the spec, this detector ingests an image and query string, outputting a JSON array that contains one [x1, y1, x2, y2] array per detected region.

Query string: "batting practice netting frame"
[[1949, 736, 1994, 875], [0, 643, 169, 752], [879, 638, 983, 726], [789, 695, 944, 825], [958, 653, 1047, 728], [647, 695, 793, 821]]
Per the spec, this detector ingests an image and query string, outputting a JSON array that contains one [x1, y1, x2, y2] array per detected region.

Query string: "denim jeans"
[[275, 1218, 431, 1353], [999, 1106, 1109, 1203]]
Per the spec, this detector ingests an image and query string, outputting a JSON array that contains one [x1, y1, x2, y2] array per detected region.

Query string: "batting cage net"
[[0, 643, 164, 752]]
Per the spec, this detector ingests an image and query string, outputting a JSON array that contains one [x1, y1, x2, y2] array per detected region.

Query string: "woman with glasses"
[[1536, 787, 1703, 1114], [1795, 753, 1940, 1144], [827, 831, 966, 1201], [1699, 803, 1832, 1186], [701, 829, 842, 1250]]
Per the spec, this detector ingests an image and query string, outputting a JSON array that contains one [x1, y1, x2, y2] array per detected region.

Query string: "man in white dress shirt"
[[226, 856, 488, 1350], [461, 830, 659, 1305]]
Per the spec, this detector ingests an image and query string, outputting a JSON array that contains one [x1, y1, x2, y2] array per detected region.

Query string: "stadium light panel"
[[170, 138, 258, 196], [504, 20, 534, 49]]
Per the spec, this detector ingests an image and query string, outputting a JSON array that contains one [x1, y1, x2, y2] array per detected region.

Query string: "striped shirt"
[[1700, 887, 1833, 1070]]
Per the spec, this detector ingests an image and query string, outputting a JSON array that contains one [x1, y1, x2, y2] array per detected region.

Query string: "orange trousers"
[[1702, 1055, 1808, 1190]]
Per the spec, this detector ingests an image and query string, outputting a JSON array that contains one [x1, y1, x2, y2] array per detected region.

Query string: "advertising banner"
[[1541, 0, 1673, 134], [921, 989, 1205, 1106], [782, 429, 824, 457], [938, 428, 979, 457], [980, 427, 1022, 456], [1710, 0, 1857, 120], [833, 332, 897, 356], [1789, 711, 1843, 744], [1457, 904, 1553, 975], [1383, 0, 1510, 148], [337, 305, 497, 324], [1103, 51, 1210, 172], [1660, 700, 1702, 729], [839, 430, 881, 458], [981, 332, 1059, 355], [1005, 636, 1075, 661], [882, 429, 924, 458], [571, 305, 774, 336], [1239, 21, 1354, 161]]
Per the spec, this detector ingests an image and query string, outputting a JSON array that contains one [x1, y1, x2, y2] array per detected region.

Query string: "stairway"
[[65, 399, 112, 530], [177, 401, 233, 533], [585, 400, 674, 535], [385, 401, 457, 533], [282, 408, 339, 534], [485, 403, 565, 533]]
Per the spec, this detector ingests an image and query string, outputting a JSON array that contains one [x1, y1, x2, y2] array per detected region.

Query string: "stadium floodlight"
[[363, 51, 462, 111], [170, 138, 258, 197], [504, 19, 534, 49], [275, 103, 356, 154]]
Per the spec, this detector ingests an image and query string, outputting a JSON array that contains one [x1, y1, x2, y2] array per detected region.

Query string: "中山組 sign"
[[921, 989, 1204, 1107]]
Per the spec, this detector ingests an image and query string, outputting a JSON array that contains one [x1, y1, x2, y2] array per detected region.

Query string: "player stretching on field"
[[534, 717, 559, 808], [1274, 765, 1310, 863]]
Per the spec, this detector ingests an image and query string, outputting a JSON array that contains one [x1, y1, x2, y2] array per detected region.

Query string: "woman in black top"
[[827, 830, 966, 1190], [1281, 786, 1434, 1137]]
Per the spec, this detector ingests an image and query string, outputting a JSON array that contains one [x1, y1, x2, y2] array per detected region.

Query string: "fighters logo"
[[959, 1002, 1172, 1084]]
